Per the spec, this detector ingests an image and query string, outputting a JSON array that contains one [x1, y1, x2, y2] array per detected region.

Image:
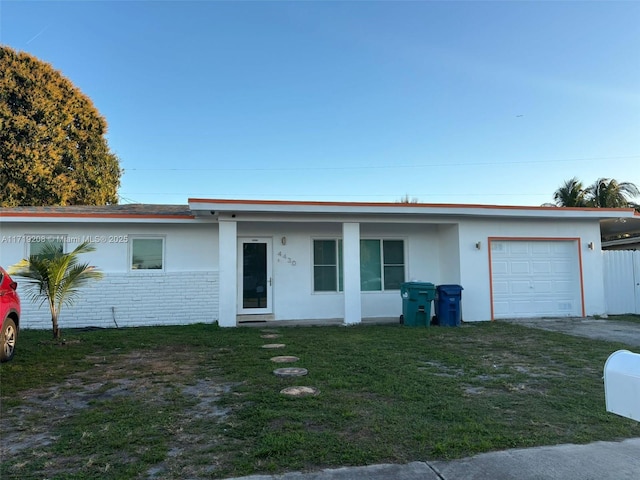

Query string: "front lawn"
[[1, 322, 639, 479]]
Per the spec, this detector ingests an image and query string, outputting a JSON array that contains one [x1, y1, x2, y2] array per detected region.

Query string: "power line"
[[118, 191, 551, 198], [122, 155, 640, 172]]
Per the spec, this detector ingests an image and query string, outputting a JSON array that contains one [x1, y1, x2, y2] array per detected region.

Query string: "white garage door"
[[490, 240, 583, 319]]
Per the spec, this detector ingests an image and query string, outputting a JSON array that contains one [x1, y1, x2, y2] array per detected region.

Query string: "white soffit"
[[189, 198, 636, 221]]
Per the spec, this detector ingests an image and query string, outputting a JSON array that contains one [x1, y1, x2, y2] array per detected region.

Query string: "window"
[[131, 238, 164, 270], [313, 238, 404, 292], [382, 240, 405, 290], [313, 239, 342, 292], [361, 239, 405, 291], [360, 240, 382, 291], [27, 235, 64, 259]]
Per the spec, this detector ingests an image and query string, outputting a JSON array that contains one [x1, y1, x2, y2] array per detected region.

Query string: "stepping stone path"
[[273, 367, 308, 378], [270, 356, 299, 363], [281, 386, 320, 397], [259, 331, 320, 397]]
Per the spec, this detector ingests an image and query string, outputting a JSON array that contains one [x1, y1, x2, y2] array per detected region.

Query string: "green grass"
[[608, 314, 640, 324], [2, 322, 640, 479]]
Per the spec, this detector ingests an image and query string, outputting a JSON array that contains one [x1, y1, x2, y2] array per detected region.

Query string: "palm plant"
[[9, 241, 102, 339], [552, 177, 639, 209], [586, 178, 640, 208], [552, 177, 588, 207]]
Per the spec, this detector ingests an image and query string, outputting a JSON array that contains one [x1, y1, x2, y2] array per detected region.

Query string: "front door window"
[[239, 238, 272, 314]]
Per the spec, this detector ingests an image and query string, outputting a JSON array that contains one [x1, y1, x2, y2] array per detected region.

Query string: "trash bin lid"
[[437, 284, 464, 295], [402, 281, 435, 289]]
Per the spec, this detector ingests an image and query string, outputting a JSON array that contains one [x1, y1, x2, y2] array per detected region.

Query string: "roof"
[[188, 198, 638, 220], [1, 200, 637, 229], [0, 204, 192, 219]]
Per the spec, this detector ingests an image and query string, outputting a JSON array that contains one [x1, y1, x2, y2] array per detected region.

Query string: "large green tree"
[[0, 46, 121, 206]]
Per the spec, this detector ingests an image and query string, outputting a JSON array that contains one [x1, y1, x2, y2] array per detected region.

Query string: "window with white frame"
[[131, 237, 164, 270], [312, 239, 404, 292], [27, 235, 65, 259], [312, 239, 342, 292], [361, 239, 405, 291]]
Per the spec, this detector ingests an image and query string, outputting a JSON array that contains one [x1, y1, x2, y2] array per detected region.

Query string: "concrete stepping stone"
[[270, 356, 299, 363], [280, 386, 320, 397], [261, 329, 279, 334], [261, 343, 286, 349], [273, 367, 308, 378], [261, 334, 281, 339]]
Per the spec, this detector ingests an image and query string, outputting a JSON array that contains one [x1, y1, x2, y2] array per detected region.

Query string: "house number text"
[[276, 251, 296, 266]]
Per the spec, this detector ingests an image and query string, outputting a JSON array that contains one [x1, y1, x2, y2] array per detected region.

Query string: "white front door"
[[238, 238, 273, 315], [490, 239, 583, 319]]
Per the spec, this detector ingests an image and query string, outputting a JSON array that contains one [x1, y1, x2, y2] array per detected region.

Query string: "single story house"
[[1, 199, 638, 329]]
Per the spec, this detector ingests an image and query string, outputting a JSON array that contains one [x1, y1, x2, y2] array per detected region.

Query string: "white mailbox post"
[[604, 350, 640, 422]]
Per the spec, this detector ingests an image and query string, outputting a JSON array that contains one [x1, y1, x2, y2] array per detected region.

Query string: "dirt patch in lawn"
[[0, 346, 237, 479]]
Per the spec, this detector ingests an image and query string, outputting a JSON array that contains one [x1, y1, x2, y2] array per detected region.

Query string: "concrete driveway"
[[500, 317, 640, 348]]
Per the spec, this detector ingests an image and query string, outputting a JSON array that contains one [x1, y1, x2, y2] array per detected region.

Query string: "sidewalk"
[[226, 437, 640, 480]]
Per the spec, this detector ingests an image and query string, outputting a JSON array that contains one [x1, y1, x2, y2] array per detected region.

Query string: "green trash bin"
[[400, 282, 436, 326]]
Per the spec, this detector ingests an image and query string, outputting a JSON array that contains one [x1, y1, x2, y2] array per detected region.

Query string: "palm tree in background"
[[397, 194, 419, 204], [552, 177, 639, 209], [586, 178, 640, 208], [552, 177, 588, 207], [9, 241, 102, 339]]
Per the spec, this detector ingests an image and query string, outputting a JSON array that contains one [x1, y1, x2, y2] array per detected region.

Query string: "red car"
[[0, 266, 20, 362]]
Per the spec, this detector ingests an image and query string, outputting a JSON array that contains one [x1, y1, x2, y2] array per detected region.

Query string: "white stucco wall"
[[1, 212, 608, 328], [437, 223, 461, 285], [237, 222, 444, 322], [0, 221, 220, 329], [457, 218, 605, 321], [0, 222, 218, 272]]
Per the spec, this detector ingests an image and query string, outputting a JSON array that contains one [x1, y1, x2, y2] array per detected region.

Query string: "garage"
[[490, 239, 584, 319]]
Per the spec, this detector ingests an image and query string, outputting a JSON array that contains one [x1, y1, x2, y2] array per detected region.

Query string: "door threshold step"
[[237, 314, 275, 323]]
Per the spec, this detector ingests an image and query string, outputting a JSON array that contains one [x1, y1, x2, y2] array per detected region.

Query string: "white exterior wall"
[[1, 211, 609, 327], [237, 222, 342, 321], [0, 222, 218, 272], [361, 223, 441, 320], [18, 271, 218, 329], [237, 222, 443, 322], [342, 222, 362, 325], [0, 221, 220, 329], [457, 218, 605, 321], [218, 220, 238, 327], [438, 224, 461, 284]]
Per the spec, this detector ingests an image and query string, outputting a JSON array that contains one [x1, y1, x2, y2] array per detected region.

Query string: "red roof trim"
[[0, 212, 195, 219]]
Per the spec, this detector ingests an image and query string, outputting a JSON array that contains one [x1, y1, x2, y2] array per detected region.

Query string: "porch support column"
[[218, 219, 237, 327], [342, 222, 362, 325]]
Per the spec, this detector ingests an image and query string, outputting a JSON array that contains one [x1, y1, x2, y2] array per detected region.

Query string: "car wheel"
[[0, 318, 17, 362]]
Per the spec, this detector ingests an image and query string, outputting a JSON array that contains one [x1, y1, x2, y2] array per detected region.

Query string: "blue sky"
[[2, 0, 639, 206]]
